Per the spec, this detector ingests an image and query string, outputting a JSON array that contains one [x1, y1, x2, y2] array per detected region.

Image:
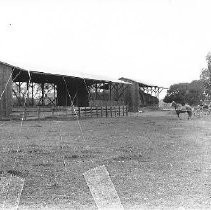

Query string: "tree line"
[[163, 53, 211, 105]]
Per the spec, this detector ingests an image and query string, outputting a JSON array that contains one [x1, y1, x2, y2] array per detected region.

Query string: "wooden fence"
[[11, 105, 128, 120]]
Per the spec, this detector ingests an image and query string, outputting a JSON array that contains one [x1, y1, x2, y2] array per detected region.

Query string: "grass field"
[[0, 110, 211, 209]]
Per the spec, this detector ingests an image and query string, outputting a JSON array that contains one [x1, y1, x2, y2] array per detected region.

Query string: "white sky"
[[1, 0, 211, 98]]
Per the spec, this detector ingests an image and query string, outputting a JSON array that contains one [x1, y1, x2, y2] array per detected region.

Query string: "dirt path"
[[0, 111, 211, 209]]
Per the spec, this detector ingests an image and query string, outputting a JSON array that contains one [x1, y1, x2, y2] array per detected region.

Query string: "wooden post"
[[119, 106, 121, 116], [123, 105, 125, 116], [126, 105, 128, 116], [96, 106, 98, 117], [52, 106, 54, 117], [0, 64, 13, 119], [54, 84, 56, 105], [125, 82, 140, 112], [24, 106, 27, 120], [109, 82, 112, 101], [41, 83, 45, 106], [66, 106, 68, 116], [26, 82, 29, 107], [95, 83, 98, 100], [78, 107, 81, 119], [72, 106, 75, 119], [110, 106, 112, 117], [91, 106, 93, 118], [101, 106, 103, 117], [106, 106, 108, 117], [114, 106, 116, 117], [31, 82, 34, 106], [18, 82, 21, 103], [85, 107, 87, 118], [37, 106, 40, 120]]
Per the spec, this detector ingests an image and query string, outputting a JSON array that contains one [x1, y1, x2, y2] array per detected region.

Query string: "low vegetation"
[[0, 112, 211, 209]]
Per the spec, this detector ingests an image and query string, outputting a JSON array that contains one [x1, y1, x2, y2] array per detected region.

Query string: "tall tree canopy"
[[164, 52, 211, 105], [163, 80, 204, 105], [200, 52, 211, 98]]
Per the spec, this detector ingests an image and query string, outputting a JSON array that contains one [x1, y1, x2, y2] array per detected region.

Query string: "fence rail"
[[11, 105, 128, 120]]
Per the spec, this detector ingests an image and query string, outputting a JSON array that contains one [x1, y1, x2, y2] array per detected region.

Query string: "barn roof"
[[119, 77, 166, 88], [0, 60, 130, 85]]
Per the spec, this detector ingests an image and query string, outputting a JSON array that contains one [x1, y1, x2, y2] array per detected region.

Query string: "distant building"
[[0, 61, 166, 118]]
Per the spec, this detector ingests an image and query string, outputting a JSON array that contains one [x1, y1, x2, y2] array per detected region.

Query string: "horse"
[[171, 101, 193, 120]]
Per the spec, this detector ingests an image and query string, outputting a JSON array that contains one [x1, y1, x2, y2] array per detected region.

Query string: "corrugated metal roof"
[[0, 60, 130, 84], [71, 72, 131, 84], [119, 77, 165, 88]]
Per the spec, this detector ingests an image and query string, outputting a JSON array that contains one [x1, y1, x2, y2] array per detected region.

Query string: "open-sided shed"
[[0, 61, 130, 119], [0, 61, 167, 119], [119, 77, 167, 111]]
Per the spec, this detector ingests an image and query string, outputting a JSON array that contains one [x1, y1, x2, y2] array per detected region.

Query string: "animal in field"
[[171, 101, 193, 120]]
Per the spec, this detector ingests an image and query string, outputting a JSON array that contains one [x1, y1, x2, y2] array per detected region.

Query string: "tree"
[[163, 80, 204, 105], [187, 80, 205, 104], [200, 52, 211, 99], [164, 52, 211, 105]]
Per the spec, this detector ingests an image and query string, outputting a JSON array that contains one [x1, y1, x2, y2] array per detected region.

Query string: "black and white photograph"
[[0, 0, 211, 209]]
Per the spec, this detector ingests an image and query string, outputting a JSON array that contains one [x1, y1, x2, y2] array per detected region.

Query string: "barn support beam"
[[125, 82, 140, 112], [57, 79, 89, 107], [41, 83, 45, 106], [26, 81, 29, 106], [0, 63, 13, 119], [53, 84, 56, 106], [139, 89, 146, 106], [76, 80, 89, 107], [57, 82, 69, 106], [109, 82, 112, 101], [95, 83, 98, 100], [31, 82, 34, 106], [18, 82, 21, 97]]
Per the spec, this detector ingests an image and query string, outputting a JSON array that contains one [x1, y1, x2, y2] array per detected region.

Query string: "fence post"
[[101, 107, 103, 117], [106, 106, 108, 117], [37, 106, 40, 120], [52, 106, 54, 117], [96, 106, 98, 117], [110, 106, 112, 117], [126, 105, 128, 116], [91, 106, 93, 118], [24, 107, 27, 121], [78, 107, 81, 119], [66, 106, 68, 116], [71, 106, 74, 119], [118, 106, 121, 116], [85, 107, 87, 118]]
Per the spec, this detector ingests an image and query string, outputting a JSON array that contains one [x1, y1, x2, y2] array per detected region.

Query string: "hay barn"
[[0, 61, 164, 119], [119, 77, 166, 112]]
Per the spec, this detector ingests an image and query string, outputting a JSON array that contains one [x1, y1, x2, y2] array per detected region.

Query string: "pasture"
[[0, 111, 211, 209]]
